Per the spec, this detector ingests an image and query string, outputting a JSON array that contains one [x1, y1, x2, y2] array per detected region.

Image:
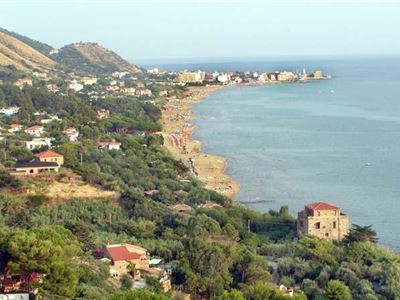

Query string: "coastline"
[[161, 85, 240, 198]]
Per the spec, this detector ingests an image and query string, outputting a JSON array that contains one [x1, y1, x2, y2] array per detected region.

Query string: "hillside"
[[0, 29, 142, 75], [0, 31, 56, 72], [54, 42, 142, 74], [0, 27, 54, 55]]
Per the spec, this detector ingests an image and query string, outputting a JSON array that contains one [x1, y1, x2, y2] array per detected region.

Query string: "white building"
[[217, 73, 230, 84], [63, 127, 79, 142], [24, 125, 45, 137], [99, 140, 122, 151], [68, 81, 84, 92], [8, 124, 23, 133], [26, 138, 54, 150], [0, 106, 20, 116]]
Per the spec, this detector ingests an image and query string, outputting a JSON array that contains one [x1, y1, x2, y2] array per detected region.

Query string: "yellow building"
[[34, 150, 64, 166], [297, 202, 349, 241]]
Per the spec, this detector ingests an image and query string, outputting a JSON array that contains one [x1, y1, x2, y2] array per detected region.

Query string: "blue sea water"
[[153, 56, 400, 251]]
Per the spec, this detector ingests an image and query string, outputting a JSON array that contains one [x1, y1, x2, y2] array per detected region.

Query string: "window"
[[325, 233, 329, 237], [299, 221, 304, 227], [315, 222, 320, 229], [333, 221, 336, 229]]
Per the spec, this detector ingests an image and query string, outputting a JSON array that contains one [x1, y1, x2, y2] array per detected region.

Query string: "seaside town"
[[0, 27, 397, 300]]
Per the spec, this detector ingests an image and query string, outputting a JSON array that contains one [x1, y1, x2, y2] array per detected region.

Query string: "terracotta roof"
[[106, 245, 141, 261], [10, 124, 22, 128], [34, 150, 63, 158], [25, 125, 43, 131], [305, 202, 339, 211]]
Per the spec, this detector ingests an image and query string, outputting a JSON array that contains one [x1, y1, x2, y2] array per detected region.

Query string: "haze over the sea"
[[157, 55, 400, 252]]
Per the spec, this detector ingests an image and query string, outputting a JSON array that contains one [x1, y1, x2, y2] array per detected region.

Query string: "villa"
[[24, 125, 44, 137], [26, 138, 54, 150], [8, 124, 23, 133], [63, 127, 79, 141], [34, 150, 64, 166]]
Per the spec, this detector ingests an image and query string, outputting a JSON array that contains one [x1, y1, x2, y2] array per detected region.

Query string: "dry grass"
[[20, 169, 117, 203], [0, 32, 55, 72]]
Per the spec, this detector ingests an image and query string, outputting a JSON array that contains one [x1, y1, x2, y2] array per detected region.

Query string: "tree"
[[120, 274, 133, 290], [324, 280, 352, 300], [109, 289, 170, 300], [241, 282, 287, 300], [345, 224, 378, 244], [213, 289, 245, 300], [0, 226, 80, 297]]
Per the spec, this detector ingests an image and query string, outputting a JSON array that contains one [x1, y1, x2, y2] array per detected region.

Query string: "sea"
[[145, 56, 400, 252]]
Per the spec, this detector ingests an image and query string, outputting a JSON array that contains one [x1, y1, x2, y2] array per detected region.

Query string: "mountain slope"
[[0, 27, 54, 56], [0, 31, 56, 72], [54, 42, 142, 74]]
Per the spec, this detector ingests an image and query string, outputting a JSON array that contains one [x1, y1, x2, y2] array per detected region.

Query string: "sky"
[[1, 0, 400, 63]]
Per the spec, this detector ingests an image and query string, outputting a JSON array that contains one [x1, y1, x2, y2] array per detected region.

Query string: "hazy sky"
[[2, 0, 400, 62]]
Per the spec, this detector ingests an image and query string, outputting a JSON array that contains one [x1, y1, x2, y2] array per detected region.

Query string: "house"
[[105, 243, 149, 279], [14, 78, 33, 88], [32, 72, 48, 79], [96, 109, 110, 119], [99, 140, 122, 150], [297, 202, 349, 241], [34, 150, 64, 166], [0, 293, 31, 300], [68, 82, 84, 92], [121, 87, 136, 96], [111, 71, 130, 79], [11, 161, 59, 175], [8, 124, 23, 133], [135, 88, 152, 97], [81, 77, 98, 85], [40, 115, 61, 124], [26, 137, 54, 150], [24, 125, 44, 137], [0, 106, 20, 116], [46, 83, 60, 93], [63, 127, 79, 141]]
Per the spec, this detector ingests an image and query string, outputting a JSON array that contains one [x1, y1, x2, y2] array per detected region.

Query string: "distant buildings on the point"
[[175, 69, 330, 85]]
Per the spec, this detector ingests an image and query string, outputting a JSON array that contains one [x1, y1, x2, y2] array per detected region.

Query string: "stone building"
[[297, 202, 349, 241]]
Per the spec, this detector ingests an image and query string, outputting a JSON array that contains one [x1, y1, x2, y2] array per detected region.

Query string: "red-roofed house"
[[105, 243, 149, 279], [297, 202, 349, 241], [8, 123, 23, 133], [34, 150, 64, 166], [24, 125, 44, 137]]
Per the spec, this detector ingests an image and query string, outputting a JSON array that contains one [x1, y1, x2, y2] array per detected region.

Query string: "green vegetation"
[[0, 81, 399, 300]]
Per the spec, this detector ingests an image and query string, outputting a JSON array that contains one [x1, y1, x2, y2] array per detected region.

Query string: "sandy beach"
[[161, 85, 240, 198]]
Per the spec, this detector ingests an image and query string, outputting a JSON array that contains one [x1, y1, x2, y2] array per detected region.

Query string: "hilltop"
[[0, 28, 141, 74], [53, 42, 142, 74]]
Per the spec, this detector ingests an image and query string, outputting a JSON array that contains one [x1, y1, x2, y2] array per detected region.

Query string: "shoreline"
[[161, 85, 240, 198]]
